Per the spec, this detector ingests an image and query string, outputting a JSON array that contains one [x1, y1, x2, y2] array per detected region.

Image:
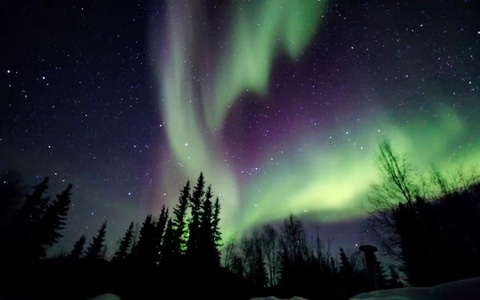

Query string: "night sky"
[[1, 0, 479, 256]]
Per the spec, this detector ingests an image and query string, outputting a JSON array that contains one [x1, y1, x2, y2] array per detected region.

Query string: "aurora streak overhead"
[[152, 1, 480, 237]]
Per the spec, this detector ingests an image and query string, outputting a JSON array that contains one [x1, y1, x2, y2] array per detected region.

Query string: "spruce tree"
[[134, 215, 156, 265], [159, 218, 175, 264], [212, 197, 222, 251], [85, 221, 107, 260], [38, 184, 72, 257], [15, 177, 50, 259], [18, 177, 50, 224], [70, 234, 86, 259], [113, 222, 134, 261], [186, 172, 205, 258], [199, 185, 214, 264], [172, 181, 190, 256], [154, 206, 169, 256]]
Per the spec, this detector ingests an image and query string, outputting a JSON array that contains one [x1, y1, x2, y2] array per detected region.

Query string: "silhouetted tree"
[[133, 215, 157, 265], [339, 248, 353, 281], [154, 206, 169, 260], [15, 177, 50, 259], [392, 199, 435, 286], [85, 220, 107, 260], [260, 224, 280, 287], [279, 214, 307, 265], [212, 197, 222, 257], [37, 184, 72, 257], [366, 140, 419, 260], [19, 177, 50, 224], [279, 214, 309, 296], [159, 218, 175, 264], [113, 222, 134, 262], [385, 265, 404, 288], [198, 185, 221, 267], [339, 248, 362, 297], [253, 242, 267, 289], [236, 230, 266, 289], [128, 222, 140, 259], [223, 234, 236, 269], [186, 172, 205, 259], [367, 140, 480, 286], [172, 181, 190, 256], [155, 205, 169, 248], [231, 252, 245, 278], [70, 234, 86, 259], [301, 233, 340, 300]]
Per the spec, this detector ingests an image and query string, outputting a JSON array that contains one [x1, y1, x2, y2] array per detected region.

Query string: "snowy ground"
[[351, 277, 480, 300], [86, 277, 480, 300]]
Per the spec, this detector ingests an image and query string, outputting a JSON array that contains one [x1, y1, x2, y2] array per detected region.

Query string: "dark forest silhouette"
[[0, 141, 479, 299]]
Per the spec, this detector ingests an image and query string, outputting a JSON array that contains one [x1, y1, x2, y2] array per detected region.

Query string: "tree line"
[[0, 140, 479, 299], [221, 213, 403, 299], [0, 172, 227, 299], [66, 172, 222, 269]]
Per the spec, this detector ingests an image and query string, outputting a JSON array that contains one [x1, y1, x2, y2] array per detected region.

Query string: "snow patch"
[[351, 277, 480, 300], [87, 293, 122, 300]]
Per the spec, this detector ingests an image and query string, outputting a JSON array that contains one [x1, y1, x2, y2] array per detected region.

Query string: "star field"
[[1, 0, 479, 255]]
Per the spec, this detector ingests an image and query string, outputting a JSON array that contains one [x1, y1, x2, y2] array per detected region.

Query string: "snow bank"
[[87, 293, 122, 300], [351, 277, 480, 300]]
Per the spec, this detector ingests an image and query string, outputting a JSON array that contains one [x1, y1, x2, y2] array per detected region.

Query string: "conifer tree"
[[85, 220, 107, 260], [212, 197, 222, 251], [18, 177, 50, 224], [172, 181, 190, 256], [199, 185, 214, 264], [15, 177, 50, 259], [211, 197, 222, 266], [113, 222, 134, 261], [154, 206, 168, 256], [159, 218, 175, 264], [70, 234, 86, 259], [339, 248, 353, 277], [38, 184, 72, 257], [128, 222, 139, 257], [134, 215, 157, 265], [186, 172, 205, 258]]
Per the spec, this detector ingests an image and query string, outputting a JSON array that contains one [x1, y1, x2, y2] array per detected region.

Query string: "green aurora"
[[153, 1, 480, 238]]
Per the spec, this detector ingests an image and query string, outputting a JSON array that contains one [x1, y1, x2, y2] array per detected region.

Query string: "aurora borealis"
[[1, 0, 479, 254], [153, 0, 480, 238]]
